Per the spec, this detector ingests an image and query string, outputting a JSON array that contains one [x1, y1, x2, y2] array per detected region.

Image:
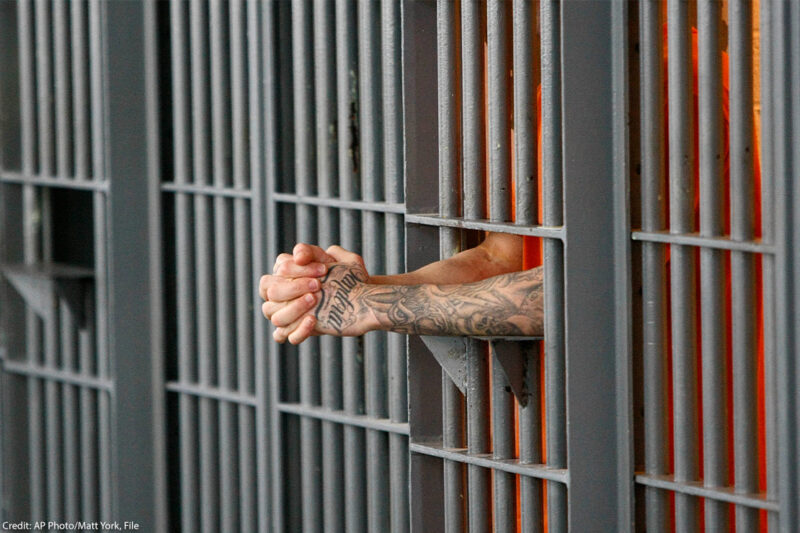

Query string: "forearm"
[[363, 266, 543, 336], [370, 233, 523, 286]]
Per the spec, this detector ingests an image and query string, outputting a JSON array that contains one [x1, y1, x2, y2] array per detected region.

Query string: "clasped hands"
[[259, 244, 375, 344]]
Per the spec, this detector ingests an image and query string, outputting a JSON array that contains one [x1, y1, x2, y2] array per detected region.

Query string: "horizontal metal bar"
[[165, 381, 258, 407], [635, 474, 779, 511], [406, 214, 564, 239], [410, 443, 569, 484], [632, 230, 774, 254], [162, 182, 252, 199], [277, 402, 410, 436], [2, 360, 113, 391], [272, 192, 405, 214], [1, 172, 108, 191]]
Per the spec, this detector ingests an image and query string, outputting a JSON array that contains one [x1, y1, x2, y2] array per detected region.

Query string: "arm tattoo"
[[363, 266, 544, 336]]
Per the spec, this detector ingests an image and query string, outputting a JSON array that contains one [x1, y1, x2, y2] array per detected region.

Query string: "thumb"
[[325, 245, 365, 266], [293, 243, 337, 265]]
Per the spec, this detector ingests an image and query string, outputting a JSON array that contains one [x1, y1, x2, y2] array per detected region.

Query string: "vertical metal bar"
[[247, 1, 268, 530], [667, 1, 700, 529], [513, 3, 543, 530], [169, 0, 199, 530], [513, 0, 537, 226], [771, 3, 800, 529], [541, 1, 566, 531], [60, 299, 79, 521], [292, 2, 323, 531], [488, 0, 512, 223], [561, 1, 626, 529], [382, 1, 409, 530], [313, 0, 345, 530], [518, 344, 543, 533], [210, 2, 239, 531], [466, 339, 490, 533], [36, 0, 54, 177], [89, 0, 105, 181], [230, 0, 256, 531], [54, 0, 72, 179], [334, 9, 367, 524], [729, 1, 759, 530], [261, 2, 281, 531], [697, 2, 729, 530], [72, 0, 90, 181], [106, 0, 162, 527], [88, 0, 111, 518], [189, 1, 219, 531], [638, 2, 669, 531], [491, 345, 516, 533], [44, 234, 63, 522], [436, 2, 465, 531], [17, 0, 45, 521], [79, 291, 97, 520], [758, 0, 778, 528], [461, 0, 486, 221], [357, 2, 391, 531]]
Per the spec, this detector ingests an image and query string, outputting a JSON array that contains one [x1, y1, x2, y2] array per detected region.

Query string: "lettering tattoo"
[[315, 264, 370, 334]]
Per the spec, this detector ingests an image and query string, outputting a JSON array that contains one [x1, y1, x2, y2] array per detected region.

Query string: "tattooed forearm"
[[363, 267, 544, 336]]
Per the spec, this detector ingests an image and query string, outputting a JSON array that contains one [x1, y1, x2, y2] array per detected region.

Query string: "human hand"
[[260, 244, 368, 343], [313, 258, 377, 337]]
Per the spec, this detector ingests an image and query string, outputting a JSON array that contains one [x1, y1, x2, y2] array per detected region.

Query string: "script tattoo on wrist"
[[315, 264, 368, 334]]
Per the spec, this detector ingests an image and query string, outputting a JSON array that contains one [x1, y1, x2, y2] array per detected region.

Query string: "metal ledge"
[[420, 335, 542, 406], [1, 262, 94, 324], [635, 473, 779, 512]]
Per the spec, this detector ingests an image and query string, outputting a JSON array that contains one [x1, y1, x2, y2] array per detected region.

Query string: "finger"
[[293, 243, 337, 266], [288, 315, 317, 345], [273, 260, 328, 279], [273, 325, 289, 343], [262, 300, 285, 320], [266, 277, 320, 302], [325, 245, 365, 266], [271, 292, 318, 327], [272, 253, 294, 272]]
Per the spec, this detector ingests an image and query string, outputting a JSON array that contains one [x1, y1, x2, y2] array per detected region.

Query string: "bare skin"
[[259, 233, 542, 344]]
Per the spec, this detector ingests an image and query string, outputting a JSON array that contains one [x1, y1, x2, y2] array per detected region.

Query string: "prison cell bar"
[[168, 1, 200, 530], [436, 1, 467, 531], [54, 0, 72, 181], [461, 1, 491, 531], [334, 0, 368, 529], [60, 299, 79, 521], [247, 1, 270, 530], [697, 2, 730, 530], [357, 1, 392, 530], [758, 0, 779, 529], [729, 1, 760, 530], [512, 1, 544, 530], [667, 2, 700, 530], [190, 1, 222, 530], [263, 2, 286, 530], [16, 0, 45, 521], [541, 0, 567, 531], [79, 290, 98, 520], [210, 3, 240, 531], [89, 0, 112, 520], [229, 1, 257, 530], [34, 0, 66, 519], [71, 0, 90, 181], [487, 0, 516, 530], [381, 1, 410, 531], [313, 1, 346, 530], [291, 2, 324, 531]]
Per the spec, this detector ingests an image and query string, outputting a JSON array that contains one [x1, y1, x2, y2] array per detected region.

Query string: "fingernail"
[[308, 279, 319, 290], [305, 293, 315, 304], [316, 264, 327, 275]]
